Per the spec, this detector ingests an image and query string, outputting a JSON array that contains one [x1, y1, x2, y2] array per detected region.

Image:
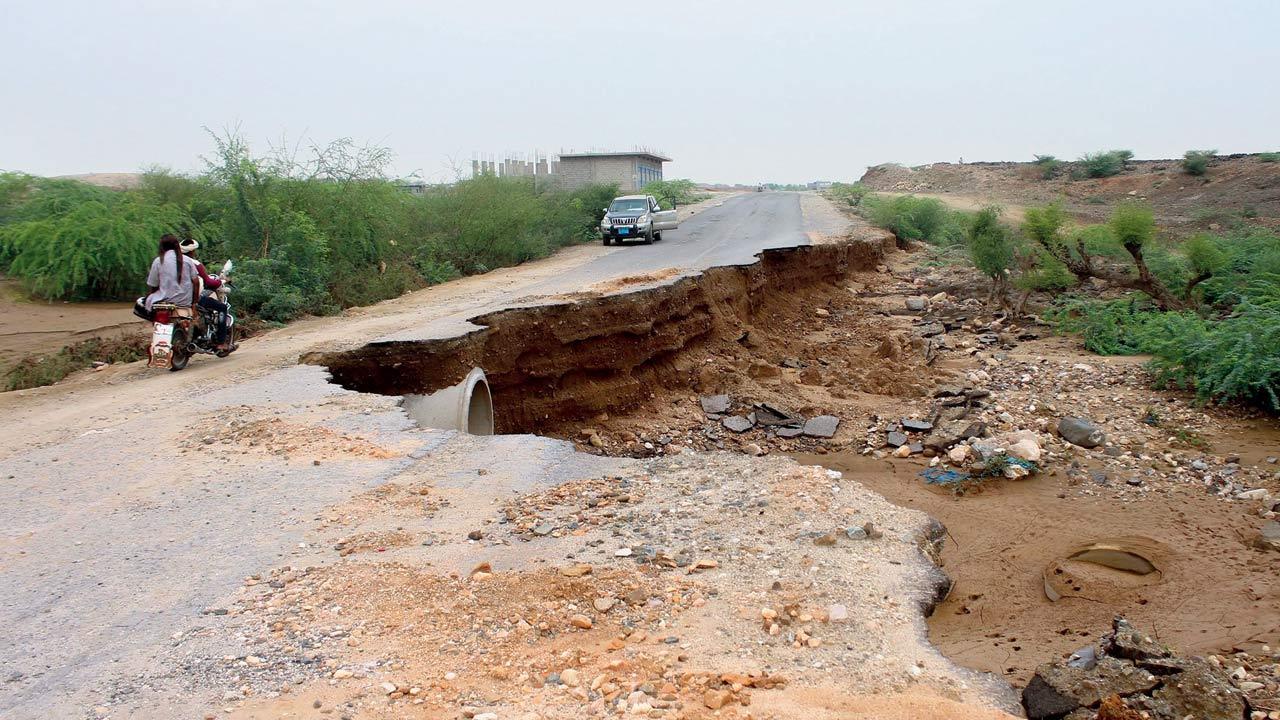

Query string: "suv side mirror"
[[602, 207, 609, 213]]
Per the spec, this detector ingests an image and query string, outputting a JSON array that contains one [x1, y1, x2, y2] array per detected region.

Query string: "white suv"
[[600, 194, 679, 245]]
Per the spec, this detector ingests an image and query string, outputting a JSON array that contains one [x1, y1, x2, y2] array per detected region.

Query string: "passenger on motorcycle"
[[179, 238, 233, 350], [136, 234, 198, 318]]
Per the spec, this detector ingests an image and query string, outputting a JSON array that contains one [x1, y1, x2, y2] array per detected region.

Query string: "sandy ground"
[[800, 447, 1280, 684], [0, 277, 143, 374]]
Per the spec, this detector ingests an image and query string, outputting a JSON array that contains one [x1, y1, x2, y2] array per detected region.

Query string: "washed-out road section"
[[0, 193, 1013, 719]]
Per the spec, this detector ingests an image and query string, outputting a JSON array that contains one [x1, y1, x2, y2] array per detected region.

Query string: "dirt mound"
[[860, 155, 1280, 231], [178, 414, 405, 461]]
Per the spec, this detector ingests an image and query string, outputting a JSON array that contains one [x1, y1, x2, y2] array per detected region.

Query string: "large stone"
[[700, 395, 730, 414], [1059, 417, 1106, 448], [901, 418, 934, 432], [754, 403, 802, 428], [905, 296, 927, 311], [1131, 658, 1246, 720], [1105, 617, 1170, 661], [1023, 657, 1159, 720], [915, 322, 946, 337], [802, 415, 839, 438], [885, 431, 909, 448], [1254, 521, 1280, 552], [1001, 429, 1043, 463], [923, 420, 985, 452], [722, 416, 754, 433]]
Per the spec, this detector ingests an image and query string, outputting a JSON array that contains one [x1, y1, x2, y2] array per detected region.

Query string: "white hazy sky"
[[2, 0, 1278, 184]]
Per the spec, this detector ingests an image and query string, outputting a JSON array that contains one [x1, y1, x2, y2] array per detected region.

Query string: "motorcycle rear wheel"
[[169, 328, 191, 371]]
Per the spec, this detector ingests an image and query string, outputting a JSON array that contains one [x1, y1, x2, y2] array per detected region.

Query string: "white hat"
[[179, 238, 200, 254]]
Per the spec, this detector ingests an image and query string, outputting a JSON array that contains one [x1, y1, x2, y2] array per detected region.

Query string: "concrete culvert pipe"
[[400, 367, 494, 435]]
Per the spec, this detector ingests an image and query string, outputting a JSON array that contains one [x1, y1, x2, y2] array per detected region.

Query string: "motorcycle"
[[146, 259, 237, 371]]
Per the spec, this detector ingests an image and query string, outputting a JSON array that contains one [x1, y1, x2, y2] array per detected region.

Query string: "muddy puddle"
[[793, 450, 1280, 683]]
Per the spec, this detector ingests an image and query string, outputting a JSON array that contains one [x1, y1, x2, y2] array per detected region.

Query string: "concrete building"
[[556, 151, 671, 192]]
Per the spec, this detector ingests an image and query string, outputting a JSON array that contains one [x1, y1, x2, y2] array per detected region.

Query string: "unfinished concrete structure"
[[555, 151, 670, 192]]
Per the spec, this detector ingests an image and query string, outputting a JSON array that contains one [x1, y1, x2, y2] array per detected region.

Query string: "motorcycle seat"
[[151, 303, 194, 318]]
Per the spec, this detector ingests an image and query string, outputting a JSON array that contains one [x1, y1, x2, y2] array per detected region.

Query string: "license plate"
[[617, 227, 630, 235]]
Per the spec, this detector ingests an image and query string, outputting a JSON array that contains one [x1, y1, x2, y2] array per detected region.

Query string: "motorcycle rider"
[[138, 234, 198, 317], [179, 238, 233, 350]]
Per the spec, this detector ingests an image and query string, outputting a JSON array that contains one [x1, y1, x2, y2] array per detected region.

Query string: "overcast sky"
[[2, 0, 1277, 184]]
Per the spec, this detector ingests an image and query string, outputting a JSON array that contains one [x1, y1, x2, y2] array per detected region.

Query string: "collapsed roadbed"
[[307, 238, 891, 434]]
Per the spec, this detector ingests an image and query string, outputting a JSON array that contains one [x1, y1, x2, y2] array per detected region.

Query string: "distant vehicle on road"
[[600, 194, 679, 245]]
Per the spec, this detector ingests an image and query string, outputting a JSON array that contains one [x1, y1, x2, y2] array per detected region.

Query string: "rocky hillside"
[[859, 154, 1280, 232]]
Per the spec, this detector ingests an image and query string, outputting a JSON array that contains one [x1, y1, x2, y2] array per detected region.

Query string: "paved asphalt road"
[[512, 191, 848, 299], [0, 192, 851, 718]]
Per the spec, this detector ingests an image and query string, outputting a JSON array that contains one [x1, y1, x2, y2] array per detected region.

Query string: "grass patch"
[[5, 336, 148, 391]]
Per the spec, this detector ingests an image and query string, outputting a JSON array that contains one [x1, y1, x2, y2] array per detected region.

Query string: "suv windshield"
[[609, 198, 649, 213]]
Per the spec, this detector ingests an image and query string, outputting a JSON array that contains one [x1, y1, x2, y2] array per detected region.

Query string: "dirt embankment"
[[860, 155, 1280, 231], [309, 236, 895, 434]]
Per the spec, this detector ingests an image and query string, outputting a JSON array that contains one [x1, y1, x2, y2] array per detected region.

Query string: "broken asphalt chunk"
[[699, 394, 730, 414], [802, 415, 839, 438]]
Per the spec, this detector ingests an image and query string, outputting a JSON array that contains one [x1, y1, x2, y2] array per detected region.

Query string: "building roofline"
[[558, 151, 672, 163]]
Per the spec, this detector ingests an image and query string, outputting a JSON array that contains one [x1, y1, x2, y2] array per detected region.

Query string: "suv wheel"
[[643, 228, 654, 244], [602, 236, 611, 246]]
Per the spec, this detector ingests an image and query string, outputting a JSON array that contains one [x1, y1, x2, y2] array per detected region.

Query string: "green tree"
[[967, 205, 1015, 305]]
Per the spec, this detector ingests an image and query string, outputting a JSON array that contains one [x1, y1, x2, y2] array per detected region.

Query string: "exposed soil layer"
[[310, 238, 894, 434]]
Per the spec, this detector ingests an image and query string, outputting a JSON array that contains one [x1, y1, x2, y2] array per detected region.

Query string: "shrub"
[[827, 182, 871, 207], [1259, 152, 1280, 163], [1182, 149, 1216, 176], [1073, 150, 1130, 179], [863, 195, 962, 245], [1033, 155, 1063, 179], [1044, 296, 1164, 355], [1014, 250, 1076, 292], [641, 179, 703, 208], [1143, 301, 1280, 410]]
